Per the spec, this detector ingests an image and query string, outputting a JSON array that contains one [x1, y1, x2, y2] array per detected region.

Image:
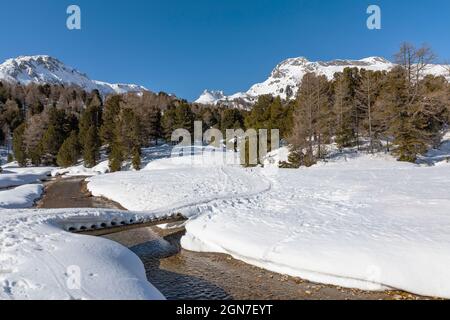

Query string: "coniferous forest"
[[0, 44, 449, 170]]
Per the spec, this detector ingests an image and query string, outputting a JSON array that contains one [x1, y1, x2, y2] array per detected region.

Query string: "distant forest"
[[0, 43, 449, 170]]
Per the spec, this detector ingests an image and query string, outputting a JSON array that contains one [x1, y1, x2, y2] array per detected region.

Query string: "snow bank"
[[182, 157, 450, 298], [52, 161, 110, 177], [263, 147, 289, 168], [89, 150, 450, 298], [0, 208, 165, 300], [0, 166, 52, 189], [0, 184, 43, 209]]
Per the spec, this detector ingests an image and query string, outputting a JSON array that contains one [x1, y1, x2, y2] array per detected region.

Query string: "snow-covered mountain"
[[196, 56, 450, 107], [0, 55, 147, 96], [195, 90, 227, 105]]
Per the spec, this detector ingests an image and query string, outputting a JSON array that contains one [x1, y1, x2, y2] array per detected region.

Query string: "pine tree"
[[41, 125, 63, 165], [147, 106, 162, 145], [386, 44, 438, 162], [222, 108, 245, 133], [161, 106, 177, 141], [108, 140, 123, 172], [333, 68, 360, 149], [244, 95, 272, 131], [109, 108, 142, 171], [174, 103, 195, 134], [28, 143, 43, 166], [100, 95, 121, 151], [280, 148, 303, 169], [12, 123, 27, 167], [83, 125, 100, 168], [132, 147, 141, 170], [79, 92, 102, 150], [79, 105, 101, 148], [57, 131, 80, 167]]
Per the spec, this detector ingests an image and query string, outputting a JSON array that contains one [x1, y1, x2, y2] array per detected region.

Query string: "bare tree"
[[290, 73, 330, 164], [357, 70, 384, 153], [395, 43, 437, 105]]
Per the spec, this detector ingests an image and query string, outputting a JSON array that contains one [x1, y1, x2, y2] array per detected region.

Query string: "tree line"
[[284, 43, 450, 166], [1, 43, 449, 170], [0, 82, 254, 170]]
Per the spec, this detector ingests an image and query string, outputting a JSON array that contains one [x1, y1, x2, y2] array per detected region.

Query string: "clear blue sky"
[[1, 0, 450, 100]]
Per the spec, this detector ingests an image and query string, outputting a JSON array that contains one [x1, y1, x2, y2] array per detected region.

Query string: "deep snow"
[[0, 208, 164, 300], [0, 165, 52, 189], [87, 148, 450, 298], [0, 164, 52, 209], [0, 184, 43, 209]]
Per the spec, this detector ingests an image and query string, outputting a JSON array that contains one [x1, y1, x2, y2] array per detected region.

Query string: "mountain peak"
[[0, 55, 147, 96], [195, 90, 227, 104], [195, 55, 449, 107]]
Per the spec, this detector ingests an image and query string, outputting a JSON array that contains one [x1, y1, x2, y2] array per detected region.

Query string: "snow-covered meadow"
[[86, 144, 450, 299], [1, 136, 450, 299]]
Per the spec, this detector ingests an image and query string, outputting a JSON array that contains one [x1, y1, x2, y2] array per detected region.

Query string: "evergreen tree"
[[333, 68, 360, 149], [57, 131, 80, 167], [108, 108, 142, 172], [12, 123, 27, 167], [83, 125, 100, 168], [161, 106, 177, 141], [108, 140, 123, 172], [174, 102, 195, 134], [132, 147, 141, 170], [79, 105, 101, 148], [100, 95, 121, 151], [244, 95, 272, 131], [147, 106, 162, 145], [222, 108, 245, 133], [28, 143, 43, 166], [41, 125, 63, 165]]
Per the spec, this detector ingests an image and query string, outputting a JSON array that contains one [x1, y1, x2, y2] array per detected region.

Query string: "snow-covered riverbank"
[[86, 150, 450, 298], [2, 142, 450, 299], [0, 208, 164, 300], [0, 165, 53, 209]]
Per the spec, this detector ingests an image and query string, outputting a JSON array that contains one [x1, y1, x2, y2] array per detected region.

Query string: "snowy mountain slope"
[[0, 55, 147, 96], [195, 90, 227, 105], [196, 56, 450, 105]]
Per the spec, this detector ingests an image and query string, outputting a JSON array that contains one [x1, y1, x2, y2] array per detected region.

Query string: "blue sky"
[[1, 0, 450, 100]]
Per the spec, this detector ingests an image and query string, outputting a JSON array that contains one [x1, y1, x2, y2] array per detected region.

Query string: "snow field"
[[87, 150, 450, 298]]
